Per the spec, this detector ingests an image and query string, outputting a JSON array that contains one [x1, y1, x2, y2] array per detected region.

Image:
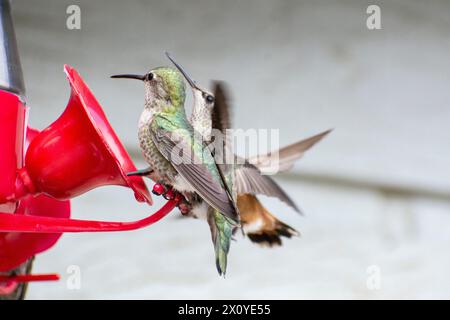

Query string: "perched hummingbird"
[[166, 54, 331, 246], [111, 66, 239, 275]]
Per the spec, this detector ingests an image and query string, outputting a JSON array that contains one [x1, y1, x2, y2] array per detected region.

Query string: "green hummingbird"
[[111, 66, 239, 275], [166, 54, 331, 246]]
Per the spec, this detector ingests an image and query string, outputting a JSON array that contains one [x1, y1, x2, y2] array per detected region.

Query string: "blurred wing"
[[235, 163, 301, 213], [249, 129, 332, 173], [150, 125, 239, 221], [211, 81, 232, 133], [211, 81, 239, 205]]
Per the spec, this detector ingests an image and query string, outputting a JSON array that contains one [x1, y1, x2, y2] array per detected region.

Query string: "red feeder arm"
[[0, 197, 179, 233], [0, 274, 60, 283], [0, 194, 178, 295], [0, 273, 60, 296]]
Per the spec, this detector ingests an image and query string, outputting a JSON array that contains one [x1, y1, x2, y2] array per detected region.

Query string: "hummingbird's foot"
[[177, 199, 192, 216], [152, 183, 179, 200], [163, 188, 176, 200], [152, 183, 166, 196]]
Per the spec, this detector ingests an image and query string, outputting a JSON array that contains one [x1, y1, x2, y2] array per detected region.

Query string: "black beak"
[[165, 52, 199, 90], [110, 74, 145, 81], [126, 168, 153, 177]]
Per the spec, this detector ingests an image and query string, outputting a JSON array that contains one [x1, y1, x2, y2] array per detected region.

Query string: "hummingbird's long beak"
[[110, 74, 145, 81], [165, 52, 199, 90]]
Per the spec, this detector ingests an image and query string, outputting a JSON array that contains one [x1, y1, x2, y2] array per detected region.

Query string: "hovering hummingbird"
[[165, 53, 331, 246], [111, 67, 239, 275]]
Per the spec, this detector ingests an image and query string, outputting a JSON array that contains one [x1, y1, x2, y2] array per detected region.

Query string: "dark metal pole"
[[0, 0, 25, 98], [0, 0, 31, 300]]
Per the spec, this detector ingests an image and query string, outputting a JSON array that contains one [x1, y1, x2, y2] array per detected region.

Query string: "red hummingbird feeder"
[[0, 0, 179, 299]]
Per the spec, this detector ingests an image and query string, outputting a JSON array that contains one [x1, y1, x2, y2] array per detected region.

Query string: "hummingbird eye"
[[205, 95, 214, 103], [145, 73, 154, 81]]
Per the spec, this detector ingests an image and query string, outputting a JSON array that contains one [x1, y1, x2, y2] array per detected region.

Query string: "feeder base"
[[0, 257, 33, 300]]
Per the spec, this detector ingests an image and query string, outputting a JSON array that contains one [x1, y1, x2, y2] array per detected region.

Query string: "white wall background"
[[9, 0, 450, 299]]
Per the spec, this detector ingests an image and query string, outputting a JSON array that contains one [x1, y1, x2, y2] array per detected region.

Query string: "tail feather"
[[207, 208, 238, 276], [238, 194, 299, 247]]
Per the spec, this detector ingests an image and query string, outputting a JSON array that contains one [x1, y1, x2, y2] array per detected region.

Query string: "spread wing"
[[234, 163, 301, 214], [248, 129, 332, 173], [211, 81, 232, 134], [211, 81, 301, 213], [150, 122, 239, 221]]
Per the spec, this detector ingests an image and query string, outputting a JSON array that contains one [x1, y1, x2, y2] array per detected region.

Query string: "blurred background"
[[11, 0, 450, 298]]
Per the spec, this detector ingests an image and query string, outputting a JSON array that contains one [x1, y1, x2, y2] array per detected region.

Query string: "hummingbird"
[[165, 54, 331, 246], [111, 66, 239, 275]]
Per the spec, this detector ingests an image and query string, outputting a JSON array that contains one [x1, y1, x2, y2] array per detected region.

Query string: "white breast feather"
[[191, 201, 209, 220]]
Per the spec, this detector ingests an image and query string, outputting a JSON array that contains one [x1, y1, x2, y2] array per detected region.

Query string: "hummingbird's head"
[[165, 53, 215, 113], [111, 66, 186, 110]]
